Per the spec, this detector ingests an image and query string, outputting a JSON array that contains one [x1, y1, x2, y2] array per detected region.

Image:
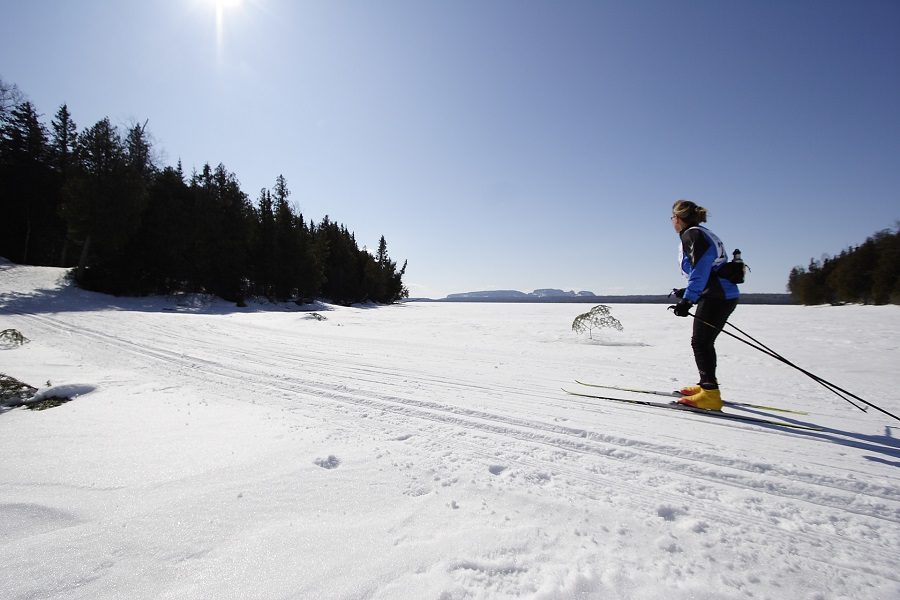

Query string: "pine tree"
[[49, 105, 79, 264], [364, 235, 408, 303], [253, 187, 276, 298], [869, 228, 900, 305], [134, 165, 194, 293], [0, 101, 52, 264], [318, 217, 365, 304], [788, 226, 900, 305], [199, 163, 252, 303], [125, 120, 154, 177], [271, 174, 301, 300], [376, 235, 388, 266], [50, 104, 77, 176], [297, 214, 325, 300], [0, 81, 409, 304], [62, 117, 147, 287]]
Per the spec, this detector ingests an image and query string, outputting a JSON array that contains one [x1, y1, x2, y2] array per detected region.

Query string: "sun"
[[208, 0, 244, 63], [213, 0, 243, 20]]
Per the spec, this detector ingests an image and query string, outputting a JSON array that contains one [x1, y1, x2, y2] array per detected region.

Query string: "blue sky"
[[2, 0, 898, 298]]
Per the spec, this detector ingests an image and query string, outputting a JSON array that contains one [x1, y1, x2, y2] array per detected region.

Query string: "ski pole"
[[688, 311, 866, 411], [713, 318, 868, 410], [686, 312, 866, 411], [688, 311, 900, 423]]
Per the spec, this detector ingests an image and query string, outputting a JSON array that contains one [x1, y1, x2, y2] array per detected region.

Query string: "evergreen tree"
[[318, 217, 364, 304], [125, 120, 154, 177], [49, 104, 79, 265], [0, 81, 409, 305], [130, 166, 194, 294], [827, 243, 875, 304], [62, 117, 147, 288], [788, 226, 900, 305], [363, 235, 408, 303], [191, 163, 252, 303], [252, 187, 276, 298], [272, 174, 301, 300], [297, 215, 325, 300], [50, 104, 78, 176], [0, 101, 54, 264], [870, 228, 900, 305], [388, 258, 409, 302]]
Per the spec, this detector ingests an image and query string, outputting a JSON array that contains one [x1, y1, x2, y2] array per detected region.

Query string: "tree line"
[[787, 226, 900, 305], [0, 79, 408, 306]]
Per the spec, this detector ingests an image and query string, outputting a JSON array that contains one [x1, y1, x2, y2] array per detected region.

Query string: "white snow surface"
[[1, 261, 899, 600]]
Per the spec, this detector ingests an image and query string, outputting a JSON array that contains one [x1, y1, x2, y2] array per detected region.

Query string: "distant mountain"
[[445, 290, 529, 300], [426, 290, 794, 304], [445, 289, 596, 301], [532, 289, 598, 298]]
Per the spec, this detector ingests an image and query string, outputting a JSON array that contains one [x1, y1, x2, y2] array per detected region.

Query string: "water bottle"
[[731, 249, 745, 283]]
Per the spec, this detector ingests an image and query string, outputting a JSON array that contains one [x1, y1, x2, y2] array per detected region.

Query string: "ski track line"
[[35, 310, 556, 411], [207, 332, 900, 500], [16, 311, 900, 501], [282, 381, 900, 575], [140, 317, 562, 407], [11, 311, 900, 552], [17, 312, 842, 429], [14, 311, 900, 515], [412, 430, 900, 581], [17, 338, 900, 556], [296, 389, 900, 577], [11, 310, 617, 446], [9, 316, 900, 574]]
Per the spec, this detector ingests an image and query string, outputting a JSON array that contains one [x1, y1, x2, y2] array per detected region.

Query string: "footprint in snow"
[[656, 505, 684, 522], [314, 455, 340, 469], [488, 465, 507, 475]]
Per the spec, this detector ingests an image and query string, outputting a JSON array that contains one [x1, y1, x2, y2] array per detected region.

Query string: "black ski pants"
[[691, 297, 738, 387]]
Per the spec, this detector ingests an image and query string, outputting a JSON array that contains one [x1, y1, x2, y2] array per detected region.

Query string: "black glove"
[[670, 299, 692, 317], [670, 288, 685, 299]]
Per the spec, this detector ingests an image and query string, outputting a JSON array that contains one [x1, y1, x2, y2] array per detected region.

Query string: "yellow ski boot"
[[678, 387, 724, 411]]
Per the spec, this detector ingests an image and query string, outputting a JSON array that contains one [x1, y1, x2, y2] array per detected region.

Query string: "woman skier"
[[669, 199, 740, 411]]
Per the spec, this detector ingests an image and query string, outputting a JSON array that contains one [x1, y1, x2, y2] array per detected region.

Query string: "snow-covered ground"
[[1, 259, 899, 600]]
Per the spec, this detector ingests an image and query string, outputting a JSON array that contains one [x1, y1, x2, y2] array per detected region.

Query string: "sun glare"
[[211, 0, 243, 64]]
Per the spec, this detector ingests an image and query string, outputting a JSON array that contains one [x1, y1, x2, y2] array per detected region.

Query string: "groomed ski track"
[[2, 266, 899, 599]]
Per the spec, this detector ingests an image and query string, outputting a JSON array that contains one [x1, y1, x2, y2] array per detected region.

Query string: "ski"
[[574, 380, 809, 415], [562, 388, 823, 431]]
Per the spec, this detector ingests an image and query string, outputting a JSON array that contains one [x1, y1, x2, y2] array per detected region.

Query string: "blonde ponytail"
[[672, 199, 707, 226]]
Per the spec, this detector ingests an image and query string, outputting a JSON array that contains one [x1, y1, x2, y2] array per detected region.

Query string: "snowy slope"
[[1, 260, 899, 599]]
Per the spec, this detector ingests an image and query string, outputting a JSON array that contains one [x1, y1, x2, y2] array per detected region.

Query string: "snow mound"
[[27, 384, 97, 404]]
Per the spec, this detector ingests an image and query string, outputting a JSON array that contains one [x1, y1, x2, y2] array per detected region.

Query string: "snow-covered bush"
[[0, 328, 29, 347], [572, 305, 623, 339]]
